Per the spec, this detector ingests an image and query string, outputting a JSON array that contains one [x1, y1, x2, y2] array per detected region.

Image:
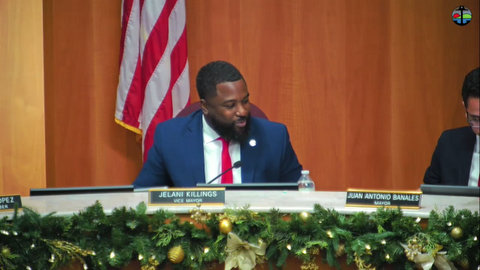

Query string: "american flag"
[[115, 0, 190, 161]]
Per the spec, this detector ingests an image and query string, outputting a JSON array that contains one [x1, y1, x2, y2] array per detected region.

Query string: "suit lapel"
[[183, 111, 206, 185], [241, 120, 259, 183], [459, 128, 476, 185]]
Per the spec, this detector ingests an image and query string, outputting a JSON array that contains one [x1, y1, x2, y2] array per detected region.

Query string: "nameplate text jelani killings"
[[148, 188, 225, 206]]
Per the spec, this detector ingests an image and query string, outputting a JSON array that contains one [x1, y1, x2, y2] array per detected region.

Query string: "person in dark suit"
[[424, 67, 479, 186], [133, 61, 302, 188]]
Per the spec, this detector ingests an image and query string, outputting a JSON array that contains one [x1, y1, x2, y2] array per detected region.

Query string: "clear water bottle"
[[297, 170, 315, 192]]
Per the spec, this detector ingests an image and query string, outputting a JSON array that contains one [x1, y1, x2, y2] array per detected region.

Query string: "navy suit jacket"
[[133, 110, 302, 187], [423, 126, 476, 185]]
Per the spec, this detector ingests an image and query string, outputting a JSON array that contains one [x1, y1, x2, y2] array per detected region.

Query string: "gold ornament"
[[1, 247, 10, 256], [450, 227, 463, 239], [168, 245, 185, 264], [299, 211, 310, 221], [335, 243, 345, 257], [219, 218, 233, 234]]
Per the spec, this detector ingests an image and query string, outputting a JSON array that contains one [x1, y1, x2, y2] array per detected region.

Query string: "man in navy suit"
[[133, 61, 302, 187], [424, 67, 479, 186]]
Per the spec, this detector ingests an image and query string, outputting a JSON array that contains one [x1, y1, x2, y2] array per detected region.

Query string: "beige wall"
[[1, 0, 479, 196], [0, 0, 46, 196]]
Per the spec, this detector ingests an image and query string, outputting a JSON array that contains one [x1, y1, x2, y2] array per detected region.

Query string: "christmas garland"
[[0, 202, 478, 270]]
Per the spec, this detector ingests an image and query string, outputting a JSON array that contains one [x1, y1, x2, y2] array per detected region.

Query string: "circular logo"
[[452, 6, 472, 26]]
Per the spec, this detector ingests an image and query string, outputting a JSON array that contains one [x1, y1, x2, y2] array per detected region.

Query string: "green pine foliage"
[[0, 202, 478, 269]]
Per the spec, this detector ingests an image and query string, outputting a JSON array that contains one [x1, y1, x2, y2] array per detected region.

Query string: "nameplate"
[[148, 188, 225, 206], [345, 189, 421, 209], [0, 195, 22, 211]]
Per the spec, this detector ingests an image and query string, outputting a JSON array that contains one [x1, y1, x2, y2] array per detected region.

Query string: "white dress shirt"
[[468, 135, 479, 186], [202, 115, 242, 184]]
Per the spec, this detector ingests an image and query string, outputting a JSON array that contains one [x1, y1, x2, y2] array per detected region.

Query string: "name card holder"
[[148, 188, 225, 206], [0, 195, 22, 211], [346, 189, 422, 209]]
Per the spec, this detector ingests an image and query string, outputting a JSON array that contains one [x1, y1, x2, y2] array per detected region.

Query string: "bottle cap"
[[301, 170, 309, 174]]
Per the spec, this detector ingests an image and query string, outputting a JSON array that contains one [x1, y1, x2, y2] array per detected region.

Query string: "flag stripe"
[[119, 0, 133, 66], [116, 0, 189, 160], [139, 5, 174, 129], [171, 61, 190, 116], [115, 0, 143, 130], [168, 0, 190, 117], [120, 59, 143, 129], [139, 0, 165, 58], [140, 0, 176, 93], [142, 0, 184, 125], [143, 24, 188, 160]]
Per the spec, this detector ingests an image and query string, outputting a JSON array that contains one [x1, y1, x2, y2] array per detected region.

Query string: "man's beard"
[[208, 114, 251, 142]]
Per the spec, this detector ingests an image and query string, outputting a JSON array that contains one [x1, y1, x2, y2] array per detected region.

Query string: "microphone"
[[206, 161, 242, 184]]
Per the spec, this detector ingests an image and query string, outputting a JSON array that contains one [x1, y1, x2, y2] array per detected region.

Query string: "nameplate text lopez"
[[148, 188, 225, 206], [345, 189, 421, 209], [0, 195, 22, 211]]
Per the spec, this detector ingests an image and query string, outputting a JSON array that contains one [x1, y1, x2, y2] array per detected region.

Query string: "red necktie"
[[219, 137, 233, 184]]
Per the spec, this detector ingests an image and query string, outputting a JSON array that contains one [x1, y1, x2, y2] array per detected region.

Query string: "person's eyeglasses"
[[466, 112, 480, 126]]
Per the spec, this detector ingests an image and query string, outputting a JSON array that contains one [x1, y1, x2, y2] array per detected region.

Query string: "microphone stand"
[[206, 161, 242, 184]]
